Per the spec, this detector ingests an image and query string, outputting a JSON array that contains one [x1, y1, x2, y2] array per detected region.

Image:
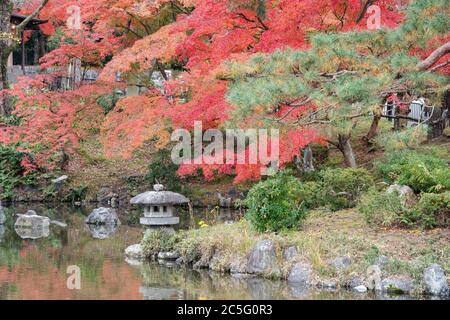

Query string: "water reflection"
[[0, 203, 435, 300], [86, 223, 119, 239], [14, 224, 50, 240]]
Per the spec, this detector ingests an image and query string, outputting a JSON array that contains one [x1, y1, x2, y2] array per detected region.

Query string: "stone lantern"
[[130, 184, 189, 228]]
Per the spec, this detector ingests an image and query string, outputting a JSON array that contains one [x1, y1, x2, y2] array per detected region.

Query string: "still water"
[[0, 204, 421, 300]]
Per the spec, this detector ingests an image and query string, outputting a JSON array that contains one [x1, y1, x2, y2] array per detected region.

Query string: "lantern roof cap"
[[130, 185, 189, 205]]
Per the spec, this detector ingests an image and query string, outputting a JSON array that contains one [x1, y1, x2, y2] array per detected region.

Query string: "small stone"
[[247, 239, 280, 275], [332, 256, 352, 270], [381, 277, 414, 294], [52, 175, 68, 184], [125, 244, 145, 261], [423, 264, 449, 297], [157, 251, 180, 260], [283, 246, 298, 262], [287, 262, 311, 285], [354, 285, 368, 293]]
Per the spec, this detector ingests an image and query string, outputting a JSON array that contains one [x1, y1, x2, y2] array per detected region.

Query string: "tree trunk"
[[338, 134, 357, 168], [364, 113, 381, 144], [0, 0, 13, 115]]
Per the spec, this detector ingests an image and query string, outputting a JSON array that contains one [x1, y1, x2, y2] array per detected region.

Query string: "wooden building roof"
[[10, 13, 48, 31]]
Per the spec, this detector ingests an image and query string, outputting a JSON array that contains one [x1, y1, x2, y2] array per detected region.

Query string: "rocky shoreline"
[[125, 237, 450, 299]]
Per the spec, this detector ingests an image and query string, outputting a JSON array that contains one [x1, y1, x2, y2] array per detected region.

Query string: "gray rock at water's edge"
[[381, 277, 414, 294], [125, 244, 145, 261], [158, 251, 180, 261], [366, 265, 382, 291], [423, 264, 449, 297], [283, 246, 298, 262], [87, 223, 118, 239], [287, 262, 312, 285], [230, 259, 248, 274], [247, 239, 280, 275], [354, 285, 368, 293], [374, 255, 389, 269], [347, 276, 364, 288], [386, 184, 417, 207], [332, 256, 352, 270], [85, 207, 120, 225], [15, 211, 50, 229]]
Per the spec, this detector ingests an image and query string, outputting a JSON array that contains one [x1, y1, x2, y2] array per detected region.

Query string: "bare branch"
[[16, 0, 49, 33], [417, 41, 450, 71]]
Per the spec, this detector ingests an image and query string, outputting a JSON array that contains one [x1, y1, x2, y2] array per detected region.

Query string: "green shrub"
[[146, 149, 181, 191], [96, 90, 121, 114], [413, 192, 450, 229], [359, 189, 450, 229], [358, 188, 410, 227], [375, 150, 449, 193], [0, 143, 36, 199], [244, 171, 307, 232], [141, 228, 179, 257], [298, 181, 324, 209], [320, 168, 374, 211]]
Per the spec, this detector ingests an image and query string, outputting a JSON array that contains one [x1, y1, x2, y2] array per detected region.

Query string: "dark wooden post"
[[21, 30, 25, 74]]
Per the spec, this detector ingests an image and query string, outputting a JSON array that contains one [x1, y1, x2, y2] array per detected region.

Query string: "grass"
[[159, 208, 450, 294]]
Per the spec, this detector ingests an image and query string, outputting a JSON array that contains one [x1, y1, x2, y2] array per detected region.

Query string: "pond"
[[0, 203, 425, 300]]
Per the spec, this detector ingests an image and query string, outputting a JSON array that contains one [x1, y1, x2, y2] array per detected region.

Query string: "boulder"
[[158, 251, 180, 261], [381, 276, 414, 294], [247, 239, 280, 275], [15, 210, 50, 229], [85, 207, 120, 225], [386, 184, 417, 207], [287, 262, 312, 285], [125, 244, 145, 261], [374, 255, 389, 269], [332, 256, 352, 270], [283, 246, 298, 262], [423, 264, 449, 297], [230, 259, 248, 274], [366, 265, 382, 291]]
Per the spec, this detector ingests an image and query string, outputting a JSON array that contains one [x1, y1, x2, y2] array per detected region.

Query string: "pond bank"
[[136, 209, 450, 299]]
